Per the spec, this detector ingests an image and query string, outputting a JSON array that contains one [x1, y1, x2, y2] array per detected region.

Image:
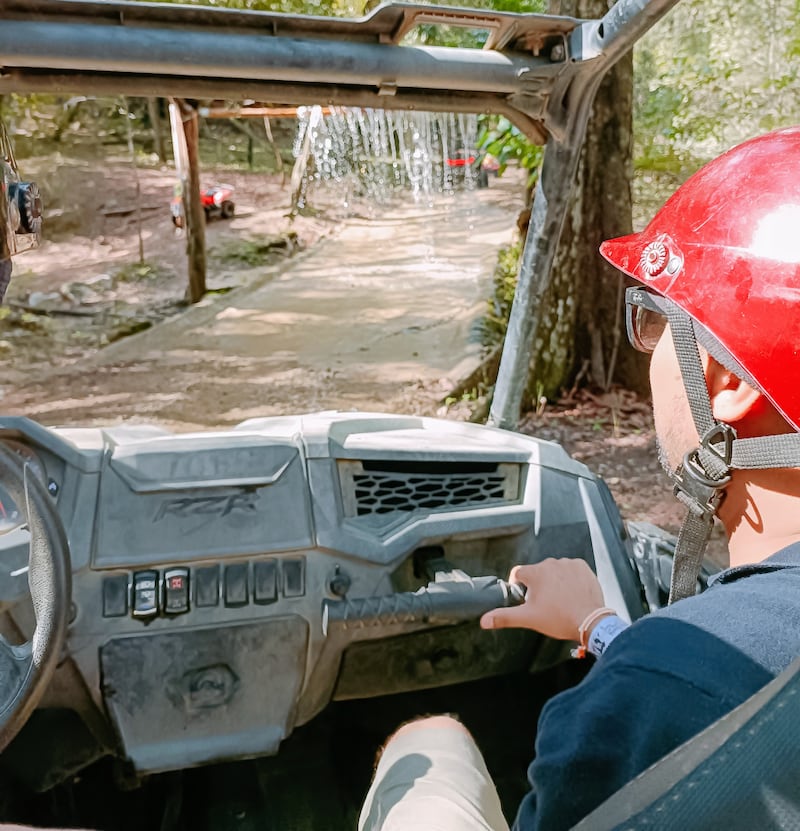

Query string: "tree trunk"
[[263, 117, 286, 184], [181, 102, 207, 304], [121, 97, 145, 265], [148, 98, 167, 163], [524, 0, 649, 403]]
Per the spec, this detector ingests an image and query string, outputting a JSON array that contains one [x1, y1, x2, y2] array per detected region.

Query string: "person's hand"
[[480, 558, 606, 642]]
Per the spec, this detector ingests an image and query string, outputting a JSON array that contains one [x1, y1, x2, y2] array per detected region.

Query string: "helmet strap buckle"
[[672, 461, 726, 522], [673, 423, 736, 522], [668, 426, 735, 604], [699, 422, 736, 468]]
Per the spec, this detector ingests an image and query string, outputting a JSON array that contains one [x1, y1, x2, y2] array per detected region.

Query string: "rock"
[[59, 285, 79, 304], [62, 273, 114, 303], [27, 290, 62, 308], [83, 273, 115, 291]]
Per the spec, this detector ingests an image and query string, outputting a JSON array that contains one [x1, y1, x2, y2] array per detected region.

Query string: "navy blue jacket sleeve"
[[513, 617, 772, 831]]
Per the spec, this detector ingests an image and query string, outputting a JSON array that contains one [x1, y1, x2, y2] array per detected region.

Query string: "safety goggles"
[[625, 286, 672, 353]]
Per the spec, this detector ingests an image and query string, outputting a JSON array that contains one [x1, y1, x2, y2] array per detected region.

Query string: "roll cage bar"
[[0, 0, 680, 427]]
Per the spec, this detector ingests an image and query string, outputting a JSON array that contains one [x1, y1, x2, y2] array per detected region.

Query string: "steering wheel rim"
[[0, 442, 71, 752]]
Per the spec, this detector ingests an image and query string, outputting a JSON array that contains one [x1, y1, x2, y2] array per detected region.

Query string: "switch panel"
[[195, 565, 220, 608], [163, 568, 190, 615], [108, 557, 308, 620], [132, 570, 159, 618], [253, 560, 277, 604], [283, 558, 305, 598], [224, 563, 249, 607], [102, 575, 129, 618]]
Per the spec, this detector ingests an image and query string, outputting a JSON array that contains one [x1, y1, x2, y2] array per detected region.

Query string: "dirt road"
[[1, 174, 524, 429]]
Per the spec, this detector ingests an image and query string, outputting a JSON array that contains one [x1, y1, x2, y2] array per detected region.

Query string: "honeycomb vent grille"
[[338, 460, 520, 518]]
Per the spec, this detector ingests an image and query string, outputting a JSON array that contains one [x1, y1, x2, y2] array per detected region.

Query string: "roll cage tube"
[[488, 0, 683, 429], [0, 0, 681, 427]]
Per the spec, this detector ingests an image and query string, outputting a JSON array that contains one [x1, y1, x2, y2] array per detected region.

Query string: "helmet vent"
[[641, 241, 668, 277]]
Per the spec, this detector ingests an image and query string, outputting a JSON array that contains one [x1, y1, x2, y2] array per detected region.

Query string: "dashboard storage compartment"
[[100, 619, 308, 773]]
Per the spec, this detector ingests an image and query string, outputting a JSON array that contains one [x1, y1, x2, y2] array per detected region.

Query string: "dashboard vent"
[[338, 460, 520, 517]]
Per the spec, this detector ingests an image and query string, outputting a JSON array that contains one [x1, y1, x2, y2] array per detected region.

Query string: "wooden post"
[[170, 99, 207, 303]]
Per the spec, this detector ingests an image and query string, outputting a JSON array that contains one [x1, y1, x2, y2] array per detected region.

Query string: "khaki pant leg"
[[359, 718, 510, 831]]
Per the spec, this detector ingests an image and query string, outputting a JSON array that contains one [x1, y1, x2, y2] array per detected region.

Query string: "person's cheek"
[[649, 328, 674, 428]]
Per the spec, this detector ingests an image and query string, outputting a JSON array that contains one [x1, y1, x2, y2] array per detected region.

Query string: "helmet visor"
[[625, 286, 670, 352]]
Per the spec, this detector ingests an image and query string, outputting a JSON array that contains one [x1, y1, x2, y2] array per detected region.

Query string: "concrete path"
[[3, 180, 524, 429]]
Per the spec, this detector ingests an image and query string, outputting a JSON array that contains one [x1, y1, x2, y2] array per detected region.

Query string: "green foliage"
[[634, 0, 800, 171], [478, 116, 542, 189], [209, 234, 295, 267], [0, 306, 51, 333], [480, 238, 522, 350], [0, 93, 161, 157], [114, 262, 172, 283]]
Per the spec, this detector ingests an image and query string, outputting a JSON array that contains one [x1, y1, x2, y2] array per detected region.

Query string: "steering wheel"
[[0, 442, 71, 752]]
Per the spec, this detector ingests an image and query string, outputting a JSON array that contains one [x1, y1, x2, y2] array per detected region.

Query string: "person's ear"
[[705, 358, 763, 424]]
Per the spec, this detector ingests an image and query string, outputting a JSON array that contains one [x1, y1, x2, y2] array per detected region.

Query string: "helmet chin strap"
[[664, 311, 731, 602], [665, 311, 800, 602]]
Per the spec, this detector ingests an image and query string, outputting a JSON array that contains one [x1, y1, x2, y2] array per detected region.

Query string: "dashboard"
[[0, 411, 647, 785]]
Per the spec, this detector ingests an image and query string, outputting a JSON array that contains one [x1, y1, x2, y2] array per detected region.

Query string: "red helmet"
[[600, 126, 800, 431]]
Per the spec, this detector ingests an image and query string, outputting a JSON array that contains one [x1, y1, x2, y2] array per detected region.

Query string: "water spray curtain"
[[293, 107, 483, 202]]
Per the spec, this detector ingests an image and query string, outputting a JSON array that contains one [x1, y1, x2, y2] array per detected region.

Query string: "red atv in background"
[[445, 149, 499, 189], [170, 183, 235, 228]]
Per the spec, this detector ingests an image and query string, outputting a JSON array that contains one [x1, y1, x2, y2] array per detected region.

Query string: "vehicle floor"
[[0, 663, 589, 830]]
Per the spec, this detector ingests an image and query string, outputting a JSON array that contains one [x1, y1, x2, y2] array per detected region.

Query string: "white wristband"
[[587, 615, 629, 657]]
